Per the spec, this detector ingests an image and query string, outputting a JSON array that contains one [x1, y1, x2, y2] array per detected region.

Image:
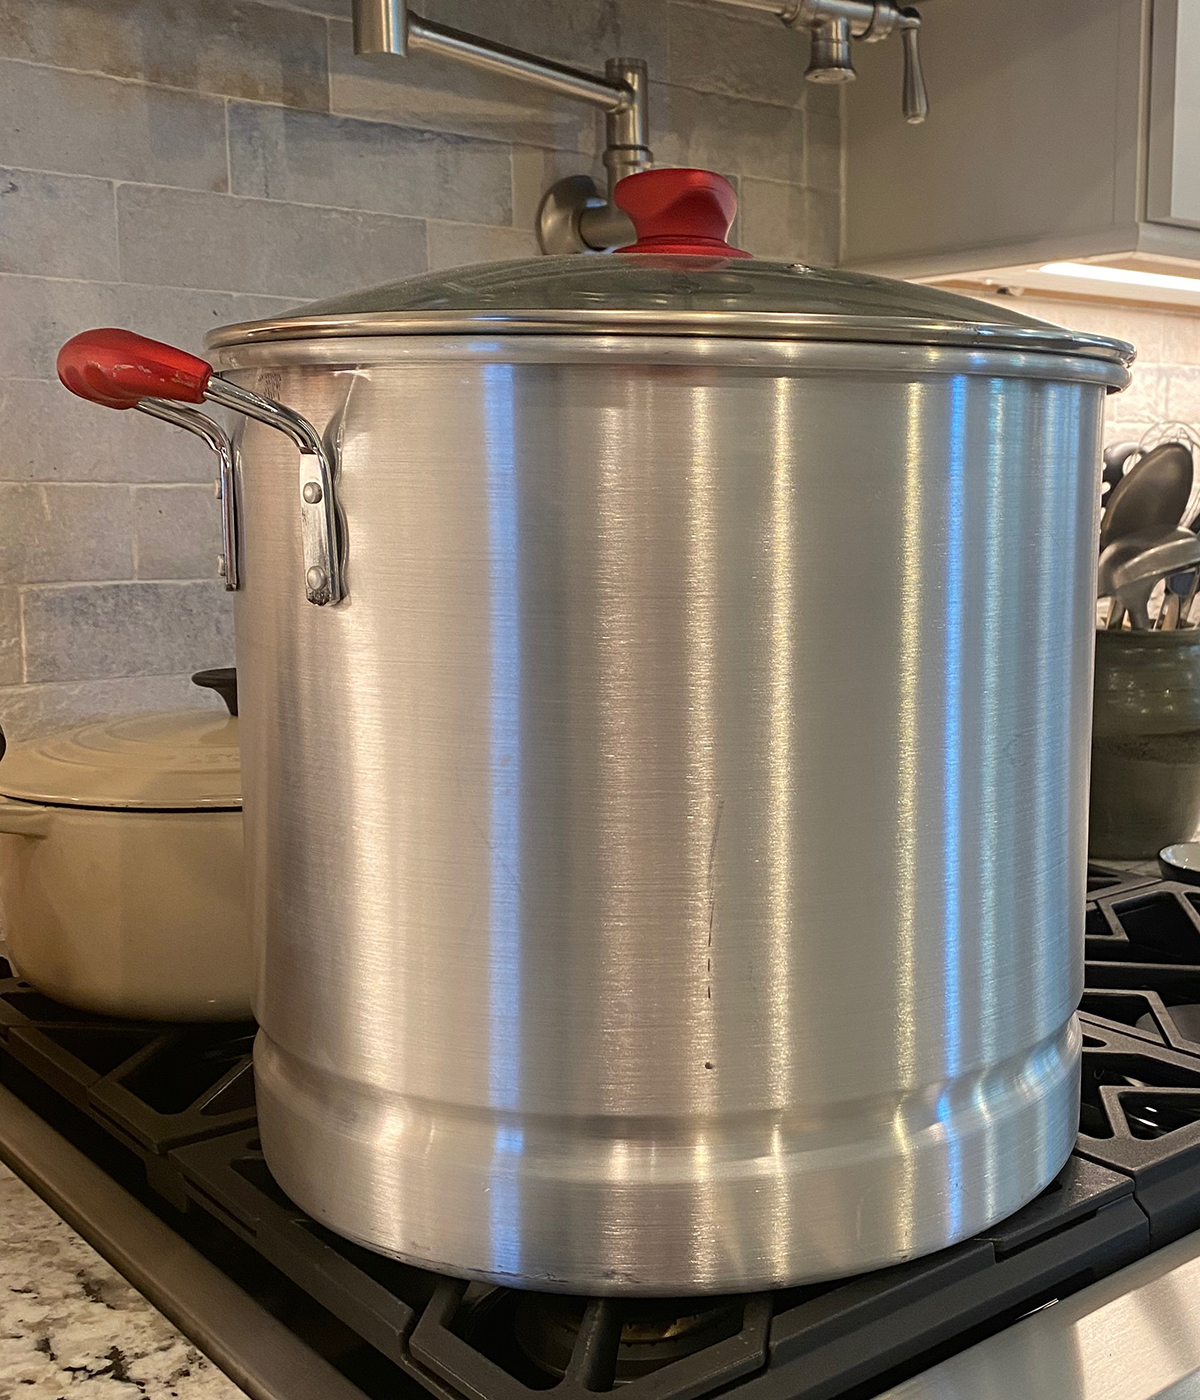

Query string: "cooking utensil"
[[1092, 631, 1200, 858], [1099, 528, 1200, 631], [1099, 441, 1193, 554], [1160, 842, 1200, 883], [1158, 590, 1182, 631], [0, 670, 249, 1020], [56, 166, 1133, 1293], [1154, 569, 1197, 629], [1101, 440, 1140, 499], [1180, 570, 1200, 627]]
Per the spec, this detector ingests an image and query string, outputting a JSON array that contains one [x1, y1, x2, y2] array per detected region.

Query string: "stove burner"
[[1138, 1003, 1200, 1044], [513, 1295, 745, 1382]]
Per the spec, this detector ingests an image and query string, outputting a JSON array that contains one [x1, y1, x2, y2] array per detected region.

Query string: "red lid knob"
[[614, 167, 751, 259]]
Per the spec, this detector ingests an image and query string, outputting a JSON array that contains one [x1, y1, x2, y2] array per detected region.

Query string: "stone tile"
[[1112, 364, 1169, 425], [803, 79, 841, 124], [426, 220, 539, 271], [0, 587, 20, 685], [739, 179, 839, 264], [1162, 311, 1200, 367], [0, 672, 217, 741], [804, 104, 841, 194], [0, 380, 220, 484], [0, 274, 298, 379], [259, 0, 349, 14], [228, 101, 511, 224], [328, 19, 593, 152], [668, 1, 804, 107], [0, 0, 328, 109], [423, 0, 670, 76], [511, 145, 602, 233], [0, 484, 133, 584], [1165, 367, 1200, 425], [0, 61, 228, 192], [803, 187, 839, 265], [0, 169, 117, 279], [21, 580, 234, 683], [117, 186, 426, 298], [651, 82, 805, 184], [133, 484, 223, 580]]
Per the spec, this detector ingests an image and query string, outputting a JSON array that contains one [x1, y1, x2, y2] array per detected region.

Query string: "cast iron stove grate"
[[0, 860, 1194, 1400]]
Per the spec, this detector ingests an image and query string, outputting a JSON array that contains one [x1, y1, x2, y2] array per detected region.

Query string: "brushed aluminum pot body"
[[217, 334, 1115, 1293]]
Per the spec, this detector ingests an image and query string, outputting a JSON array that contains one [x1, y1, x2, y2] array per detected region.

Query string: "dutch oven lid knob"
[[614, 167, 752, 259], [192, 667, 238, 717]]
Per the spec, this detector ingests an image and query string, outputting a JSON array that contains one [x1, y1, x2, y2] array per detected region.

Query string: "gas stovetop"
[[6, 863, 1200, 1400]]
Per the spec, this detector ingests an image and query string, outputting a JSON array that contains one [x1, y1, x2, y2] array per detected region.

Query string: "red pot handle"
[[615, 167, 751, 258], [57, 328, 213, 410], [56, 326, 344, 606]]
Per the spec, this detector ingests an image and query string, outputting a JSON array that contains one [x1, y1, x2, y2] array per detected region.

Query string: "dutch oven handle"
[[56, 329, 343, 606]]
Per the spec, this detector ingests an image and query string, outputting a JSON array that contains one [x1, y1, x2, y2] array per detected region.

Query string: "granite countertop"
[[0, 1160, 246, 1400]]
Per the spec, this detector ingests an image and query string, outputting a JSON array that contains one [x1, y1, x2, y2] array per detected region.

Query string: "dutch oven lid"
[[0, 669, 240, 811], [206, 168, 1134, 372]]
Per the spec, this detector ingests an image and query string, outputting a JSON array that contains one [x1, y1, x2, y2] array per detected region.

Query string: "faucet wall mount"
[[351, 0, 928, 256]]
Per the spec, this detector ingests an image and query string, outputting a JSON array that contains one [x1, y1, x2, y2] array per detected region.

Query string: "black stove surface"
[[2, 861, 1197, 1400]]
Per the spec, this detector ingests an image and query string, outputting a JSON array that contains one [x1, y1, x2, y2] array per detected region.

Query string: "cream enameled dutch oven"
[[0, 669, 249, 1020]]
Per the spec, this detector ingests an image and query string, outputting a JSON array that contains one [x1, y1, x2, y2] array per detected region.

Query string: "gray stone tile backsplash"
[[22, 581, 234, 685], [0, 380, 218, 483], [0, 169, 119, 280], [668, 1, 807, 108], [116, 185, 427, 298], [1, 0, 840, 735], [0, 275, 298, 380], [0, 673, 223, 741], [0, 0, 329, 108], [0, 588, 20, 687], [133, 486, 224, 581], [0, 60, 229, 191], [0, 484, 134, 584], [227, 103, 513, 224], [425, 221, 539, 271], [740, 179, 839, 264], [651, 82, 807, 185]]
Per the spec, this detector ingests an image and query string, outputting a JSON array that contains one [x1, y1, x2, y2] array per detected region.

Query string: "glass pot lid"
[[0, 669, 240, 811], [206, 168, 1134, 372]]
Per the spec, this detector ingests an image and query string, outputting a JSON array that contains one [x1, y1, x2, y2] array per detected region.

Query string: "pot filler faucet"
[[350, 0, 926, 255]]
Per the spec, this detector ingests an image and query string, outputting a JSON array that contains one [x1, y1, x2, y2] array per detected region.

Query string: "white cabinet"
[[1148, 0, 1200, 226], [843, 0, 1200, 285]]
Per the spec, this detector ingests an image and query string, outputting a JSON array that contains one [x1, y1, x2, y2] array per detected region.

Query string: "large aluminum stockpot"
[[58, 168, 1133, 1294]]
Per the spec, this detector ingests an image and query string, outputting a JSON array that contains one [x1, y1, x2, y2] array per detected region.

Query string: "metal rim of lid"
[[204, 307, 1135, 367]]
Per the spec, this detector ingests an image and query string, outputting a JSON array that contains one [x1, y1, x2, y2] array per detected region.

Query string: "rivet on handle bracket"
[[56, 329, 344, 607]]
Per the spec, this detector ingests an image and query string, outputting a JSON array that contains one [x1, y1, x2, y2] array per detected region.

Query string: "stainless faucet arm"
[[351, 0, 652, 253]]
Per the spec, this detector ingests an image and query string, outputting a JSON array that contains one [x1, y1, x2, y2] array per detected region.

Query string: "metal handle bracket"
[[204, 378, 343, 606]]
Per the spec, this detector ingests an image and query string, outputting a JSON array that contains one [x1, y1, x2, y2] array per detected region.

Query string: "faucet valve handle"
[[899, 7, 928, 124]]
